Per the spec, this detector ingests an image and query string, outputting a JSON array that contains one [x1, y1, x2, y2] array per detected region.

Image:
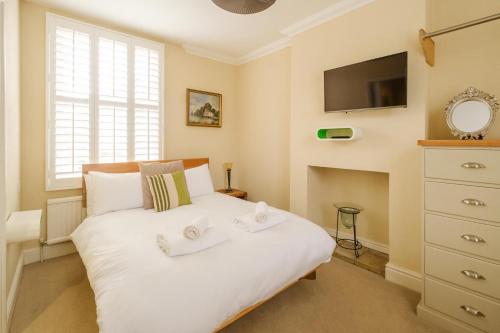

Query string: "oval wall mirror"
[[445, 87, 498, 140]]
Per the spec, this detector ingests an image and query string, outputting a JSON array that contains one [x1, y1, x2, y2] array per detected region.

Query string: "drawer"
[[425, 181, 500, 223], [425, 148, 500, 185], [425, 246, 500, 299], [425, 278, 500, 332], [425, 214, 500, 261]]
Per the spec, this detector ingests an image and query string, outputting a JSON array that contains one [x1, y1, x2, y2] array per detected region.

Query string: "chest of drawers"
[[417, 143, 500, 333]]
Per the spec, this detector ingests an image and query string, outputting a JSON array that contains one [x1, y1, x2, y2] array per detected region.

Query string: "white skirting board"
[[324, 227, 422, 292], [324, 227, 389, 254], [23, 241, 77, 266], [7, 254, 23, 324], [385, 262, 422, 293]]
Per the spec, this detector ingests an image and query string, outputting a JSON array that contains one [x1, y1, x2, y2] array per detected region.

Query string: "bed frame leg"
[[302, 270, 316, 280]]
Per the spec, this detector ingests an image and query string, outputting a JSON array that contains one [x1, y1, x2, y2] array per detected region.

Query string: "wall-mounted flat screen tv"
[[324, 52, 407, 112]]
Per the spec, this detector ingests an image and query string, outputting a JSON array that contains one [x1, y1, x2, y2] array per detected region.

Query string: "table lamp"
[[223, 162, 233, 192]]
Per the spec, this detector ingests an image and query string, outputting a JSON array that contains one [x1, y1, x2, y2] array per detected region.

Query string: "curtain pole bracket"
[[419, 13, 500, 67], [419, 29, 435, 66]]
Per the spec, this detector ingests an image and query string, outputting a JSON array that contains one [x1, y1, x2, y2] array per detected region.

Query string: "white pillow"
[[184, 164, 215, 198], [84, 174, 94, 216], [88, 172, 143, 216], [84, 171, 110, 216]]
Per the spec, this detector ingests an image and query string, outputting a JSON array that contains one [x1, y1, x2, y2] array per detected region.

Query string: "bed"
[[72, 158, 335, 333]]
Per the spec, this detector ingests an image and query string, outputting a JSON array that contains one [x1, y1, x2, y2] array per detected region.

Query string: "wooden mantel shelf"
[[418, 140, 500, 147]]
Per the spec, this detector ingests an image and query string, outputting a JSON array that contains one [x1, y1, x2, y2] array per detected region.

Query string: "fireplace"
[[307, 166, 389, 253]]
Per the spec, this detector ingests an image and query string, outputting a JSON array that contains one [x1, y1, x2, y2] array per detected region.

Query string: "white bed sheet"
[[72, 193, 335, 333]]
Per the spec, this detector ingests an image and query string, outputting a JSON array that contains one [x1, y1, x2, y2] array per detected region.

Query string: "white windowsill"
[[46, 177, 83, 192]]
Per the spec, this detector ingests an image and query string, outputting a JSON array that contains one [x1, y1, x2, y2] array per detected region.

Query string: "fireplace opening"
[[307, 166, 389, 275]]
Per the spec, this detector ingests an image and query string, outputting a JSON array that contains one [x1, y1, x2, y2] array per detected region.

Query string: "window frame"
[[45, 13, 164, 191]]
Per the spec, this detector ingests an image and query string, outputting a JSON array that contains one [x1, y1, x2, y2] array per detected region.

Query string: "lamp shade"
[[211, 0, 276, 14], [223, 162, 233, 170]]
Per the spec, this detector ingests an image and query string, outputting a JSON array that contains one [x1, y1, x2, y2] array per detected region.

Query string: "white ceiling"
[[30, 0, 373, 64]]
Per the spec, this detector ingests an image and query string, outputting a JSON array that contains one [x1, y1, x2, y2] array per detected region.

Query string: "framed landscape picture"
[[186, 89, 222, 127]]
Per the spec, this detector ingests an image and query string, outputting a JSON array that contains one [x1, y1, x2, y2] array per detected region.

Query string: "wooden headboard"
[[81, 158, 209, 207]]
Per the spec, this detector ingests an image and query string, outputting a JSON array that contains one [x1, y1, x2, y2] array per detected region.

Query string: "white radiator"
[[46, 196, 84, 245]]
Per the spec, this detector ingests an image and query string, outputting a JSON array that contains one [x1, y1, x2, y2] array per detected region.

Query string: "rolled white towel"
[[157, 234, 171, 254], [254, 201, 269, 223], [183, 216, 210, 240], [234, 210, 286, 232], [157, 228, 228, 257]]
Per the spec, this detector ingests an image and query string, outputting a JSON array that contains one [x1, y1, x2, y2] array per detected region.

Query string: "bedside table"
[[6, 209, 43, 262], [216, 188, 247, 200]]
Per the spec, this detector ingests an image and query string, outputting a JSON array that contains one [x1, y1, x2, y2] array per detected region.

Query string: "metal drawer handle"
[[461, 162, 486, 169], [461, 270, 485, 280], [460, 305, 485, 317], [461, 234, 486, 243], [461, 198, 485, 207]]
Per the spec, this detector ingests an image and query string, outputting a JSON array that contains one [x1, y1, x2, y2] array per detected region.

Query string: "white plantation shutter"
[[134, 47, 160, 160], [98, 105, 128, 162], [52, 26, 91, 183], [47, 14, 163, 190], [98, 38, 128, 162], [54, 27, 90, 99], [135, 108, 160, 160], [98, 38, 128, 102], [54, 102, 90, 177]]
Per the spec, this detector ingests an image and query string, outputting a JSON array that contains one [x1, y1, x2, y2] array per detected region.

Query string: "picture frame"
[[186, 89, 222, 127]]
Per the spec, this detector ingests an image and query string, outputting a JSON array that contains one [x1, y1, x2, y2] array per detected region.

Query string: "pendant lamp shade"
[[212, 0, 276, 14]]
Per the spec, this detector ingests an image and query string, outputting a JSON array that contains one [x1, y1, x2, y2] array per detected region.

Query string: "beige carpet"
[[10, 254, 445, 333]]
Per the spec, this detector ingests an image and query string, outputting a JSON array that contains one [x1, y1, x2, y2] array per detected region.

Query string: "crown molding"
[[237, 36, 291, 65], [183, 38, 291, 66], [280, 0, 375, 37], [182, 44, 239, 65], [183, 0, 374, 66]]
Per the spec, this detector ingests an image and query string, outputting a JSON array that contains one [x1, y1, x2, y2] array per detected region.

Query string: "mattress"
[[72, 193, 335, 333]]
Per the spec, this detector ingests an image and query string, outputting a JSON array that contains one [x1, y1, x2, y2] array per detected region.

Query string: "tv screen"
[[324, 52, 407, 112]]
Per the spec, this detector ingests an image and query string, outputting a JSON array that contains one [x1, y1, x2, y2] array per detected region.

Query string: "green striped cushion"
[[146, 170, 192, 212]]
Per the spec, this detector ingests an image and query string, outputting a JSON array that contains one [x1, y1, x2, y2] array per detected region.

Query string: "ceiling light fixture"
[[211, 0, 276, 15]]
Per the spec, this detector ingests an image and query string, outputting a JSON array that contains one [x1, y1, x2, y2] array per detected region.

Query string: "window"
[[46, 14, 163, 190]]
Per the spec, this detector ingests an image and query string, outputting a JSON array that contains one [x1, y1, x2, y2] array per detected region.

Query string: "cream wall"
[[4, 0, 22, 296], [235, 48, 290, 209], [163, 44, 237, 189], [289, 0, 427, 272], [427, 0, 500, 139], [0, 2, 6, 330], [20, 1, 238, 232]]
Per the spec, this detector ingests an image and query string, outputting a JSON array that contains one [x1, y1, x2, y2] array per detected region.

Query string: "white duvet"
[[72, 193, 335, 333]]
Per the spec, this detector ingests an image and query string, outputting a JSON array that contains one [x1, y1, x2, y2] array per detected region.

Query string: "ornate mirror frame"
[[445, 87, 499, 140]]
